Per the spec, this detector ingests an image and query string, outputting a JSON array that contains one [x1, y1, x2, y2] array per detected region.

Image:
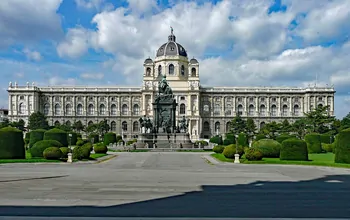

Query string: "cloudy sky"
[[0, 0, 349, 118]]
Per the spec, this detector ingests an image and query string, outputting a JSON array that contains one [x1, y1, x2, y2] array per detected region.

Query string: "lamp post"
[[67, 133, 73, 163], [234, 134, 240, 164]]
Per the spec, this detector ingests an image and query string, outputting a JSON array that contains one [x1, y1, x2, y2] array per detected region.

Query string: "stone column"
[[278, 96, 281, 116], [255, 96, 259, 116], [289, 97, 292, 116]]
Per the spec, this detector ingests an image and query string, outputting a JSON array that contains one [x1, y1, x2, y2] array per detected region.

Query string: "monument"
[[137, 75, 192, 148]]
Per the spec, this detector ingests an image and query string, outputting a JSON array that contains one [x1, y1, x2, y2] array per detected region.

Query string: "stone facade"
[[0, 108, 8, 123], [6, 32, 335, 140]]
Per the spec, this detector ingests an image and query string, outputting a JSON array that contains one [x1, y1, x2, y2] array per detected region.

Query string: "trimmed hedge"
[[255, 134, 266, 141], [89, 133, 99, 143], [83, 142, 93, 152], [210, 135, 223, 145], [334, 128, 350, 164], [280, 139, 308, 161], [44, 128, 68, 147], [222, 144, 244, 159], [276, 134, 296, 144], [24, 132, 31, 145], [320, 134, 333, 144], [237, 133, 248, 147], [43, 147, 62, 160], [104, 132, 117, 146], [127, 138, 137, 146], [76, 138, 89, 146], [213, 145, 225, 153], [252, 139, 281, 158], [322, 143, 334, 153], [223, 133, 235, 146], [72, 145, 91, 160], [94, 143, 108, 154], [59, 147, 71, 158], [28, 129, 46, 148], [304, 133, 322, 153], [31, 140, 63, 158], [0, 127, 25, 159], [68, 132, 78, 145], [245, 148, 263, 161], [195, 140, 208, 146]]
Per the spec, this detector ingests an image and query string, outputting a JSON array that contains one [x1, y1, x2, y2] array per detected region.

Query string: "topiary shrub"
[[321, 143, 334, 153], [280, 139, 308, 161], [28, 129, 46, 148], [126, 138, 137, 146], [72, 145, 91, 160], [68, 132, 78, 146], [76, 138, 89, 146], [223, 134, 235, 146], [83, 142, 93, 152], [255, 134, 266, 141], [77, 133, 82, 139], [104, 132, 117, 146], [94, 143, 108, 154], [222, 144, 244, 159], [252, 139, 281, 158], [0, 127, 25, 159], [44, 128, 68, 147], [276, 134, 295, 144], [89, 133, 99, 143], [31, 140, 63, 158], [213, 145, 225, 153], [195, 140, 208, 146], [59, 147, 71, 158], [304, 133, 322, 153], [210, 135, 223, 145], [245, 148, 263, 161], [24, 132, 31, 145], [334, 128, 350, 164], [43, 147, 62, 160], [320, 134, 333, 144], [237, 133, 248, 147]]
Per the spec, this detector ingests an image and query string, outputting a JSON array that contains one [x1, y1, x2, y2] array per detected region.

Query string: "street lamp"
[[234, 134, 240, 164]]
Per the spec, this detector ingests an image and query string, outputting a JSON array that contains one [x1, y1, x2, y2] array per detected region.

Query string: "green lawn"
[[0, 151, 61, 164], [211, 152, 350, 168], [90, 153, 108, 159]]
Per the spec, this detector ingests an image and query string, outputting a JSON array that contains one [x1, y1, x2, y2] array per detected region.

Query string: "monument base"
[[136, 132, 193, 148]]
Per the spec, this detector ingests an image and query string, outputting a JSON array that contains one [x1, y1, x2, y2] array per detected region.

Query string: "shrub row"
[[0, 127, 25, 159]]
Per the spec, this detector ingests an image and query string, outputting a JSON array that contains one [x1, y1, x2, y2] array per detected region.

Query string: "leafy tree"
[[28, 112, 49, 130], [292, 118, 307, 139], [229, 115, 247, 135], [57, 124, 72, 132], [0, 118, 10, 129], [304, 105, 334, 134], [341, 112, 350, 130], [330, 119, 342, 136], [10, 119, 25, 131], [279, 119, 292, 133], [72, 120, 84, 133], [246, 118, 256, 138], [86, 123, 97, 134], [97, 119, 110, 136], [259, 121, 280, 139]]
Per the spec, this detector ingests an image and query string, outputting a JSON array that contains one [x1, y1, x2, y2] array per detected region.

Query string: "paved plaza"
[[1, 152, 350, 219]]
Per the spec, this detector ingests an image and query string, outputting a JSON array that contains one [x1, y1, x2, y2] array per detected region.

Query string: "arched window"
[[133, 121, 139, 132], [122, 104, 128, 115], [65, 104, 72, 116], [133, 104, 140, 115], [54, 121, 60, 127], [180, 104, 186, 114], [204, 121, 210, 132], [18, 103, 25, 115], [99, 104, 106, 115], [111, 121, 117, 131], [293, 105, 300, 115], [237, 104, 243, 116], [54, 104, 61, 116], [226, 122, 231, 132], [181, 65, 185, 76], [318, 103, 323, 108], [260, 105, 266, 116], [191, 68, 196, 77], [146, 67, 151, 76], [88, 104, 94, 115], [214, 104, 221, 115], [260, 122, 266, 129], [248, 104, 254, 116], [44, 103, 49, 115], [282, 105, 288, 116], [77, 104, 83, 116], [271, 105, 277, 116], [225, 104, 232, 116], [158, 65, 162, 75], [215, 122, 220, 132], [169, 64, 174, 75], [111, 104, 117, 115], [122, 121, 127, 131], [88, 121, 94, 126], [66, 121, 71, 126]]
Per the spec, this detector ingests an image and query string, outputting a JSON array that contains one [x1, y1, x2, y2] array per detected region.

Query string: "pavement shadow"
[[1, 174, 350, 218]]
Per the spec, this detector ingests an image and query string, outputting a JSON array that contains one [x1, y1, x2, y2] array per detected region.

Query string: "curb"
[[94, 155, 118, 164]]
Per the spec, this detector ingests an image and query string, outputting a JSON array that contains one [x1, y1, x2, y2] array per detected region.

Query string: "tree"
[[341, 112, 350, 130], [86, 123, 97, 134], [291, 118, 307, 139], [246, 118, 256, 138], [330, 119, 342, 136], [97, 119, 110, 136], [57, 124, 72, 132], [0, 118, 9, 129], [28, 112, 49, 130], [304, 105, 334, 134], [72, 120, 84, 133], [229, 115, 247, 135], [259, 121, 280, 139], [10, 119, 25, 131], [279, 119, 292, 133]]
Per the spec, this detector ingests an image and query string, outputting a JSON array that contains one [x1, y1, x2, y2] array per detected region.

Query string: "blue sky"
[[0, 0, 350, 118]]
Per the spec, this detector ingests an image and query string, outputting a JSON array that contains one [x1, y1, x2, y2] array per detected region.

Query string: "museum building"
[[7, 31, 336, 140]]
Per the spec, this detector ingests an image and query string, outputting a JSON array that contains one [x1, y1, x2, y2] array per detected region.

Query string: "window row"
[[147, 65, 197, 77], [56, 120, 140, 133], [44, 103, 140, 116]]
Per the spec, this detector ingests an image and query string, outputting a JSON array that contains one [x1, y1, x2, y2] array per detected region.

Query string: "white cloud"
[[80, 73, 104, 80], [48, 76, 78, 86], [75, 0, 114, 11], [0, 0, 63, 47], [22, 48, 42, 61], [127, 0, 157, 14], [57, 27, 91, 59]]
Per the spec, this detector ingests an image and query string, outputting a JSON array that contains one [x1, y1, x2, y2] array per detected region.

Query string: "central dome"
[[156, 30, 188, 57]]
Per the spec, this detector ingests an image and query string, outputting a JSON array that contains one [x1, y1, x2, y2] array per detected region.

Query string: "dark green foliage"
[[72, 145, 91, 160], [43, 147, 62, 160], [213, 145, 225, 153], [77, 133, 82, 139], [304, 133, 322, 153], [126, 138, 137, 145], [252, 139, 282, 158], [59, 147, 71, 158], [44, 128, 68, 147], [320, 134, 333, 144], [276, 134, 296, 144], [28, 129, 46, 148], [222, 144, 244, 159], [195, 140, 208, 146], [334, 128, 350, 164], [76, 138, 89, 146], [230, 115, 247, 134], [255, 134, 266, 141], [321, 143, 334, 153], [304, 105, 334, 134], [210, 135, 223, 145], [245, 148, 263, 161], [223, 133, 235, 146], [28, 112, 49, 130], [24, 132, 30, 145], [0, 127, 25, 159], [237, 133, 248, 147], [104, 132, 117, 145], [89, 133, 99, 143], [67, 132, 78, 145], [94, 143, 108, 154], [31, 140, 63, 158], [116, 135, 123, 142], [83, 142, 93, 152], [280, 139, 308, 161]]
